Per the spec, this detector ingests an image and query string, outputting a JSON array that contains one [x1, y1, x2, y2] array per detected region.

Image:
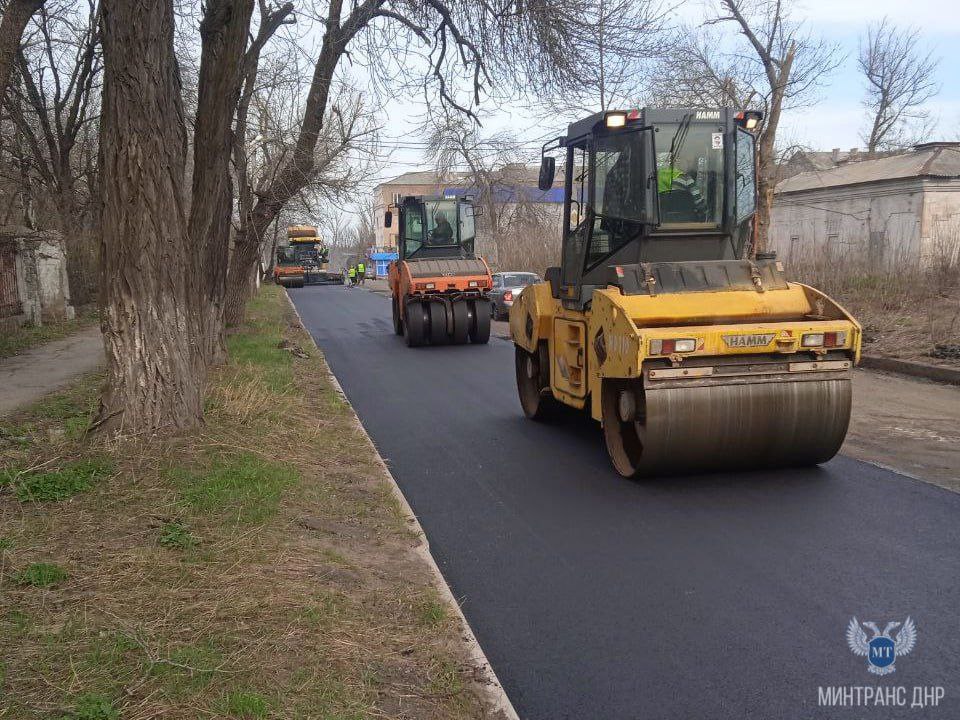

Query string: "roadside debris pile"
[[930, 343, 960, 361]]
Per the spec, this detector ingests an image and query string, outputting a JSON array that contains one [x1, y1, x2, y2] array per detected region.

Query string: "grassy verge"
[[1, 285, 486, 719], [789, 262, 960, 366], [0, 306, 99, 360]]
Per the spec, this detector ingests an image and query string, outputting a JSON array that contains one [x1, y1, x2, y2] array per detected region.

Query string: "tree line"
[[0, 0, 941, 436]]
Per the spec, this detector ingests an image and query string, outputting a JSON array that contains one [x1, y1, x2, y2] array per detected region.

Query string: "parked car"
[[489, 272, 541, 321]]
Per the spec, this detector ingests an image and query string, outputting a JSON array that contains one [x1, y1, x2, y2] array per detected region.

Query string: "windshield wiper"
[[667, 113, 694, 189]]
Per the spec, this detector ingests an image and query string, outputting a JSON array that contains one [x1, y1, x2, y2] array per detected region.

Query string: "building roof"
[[376, 170, 465, 187], [777, 143, 960, 194], [788, 150, 857, 171], [378, 164, 548, 189]]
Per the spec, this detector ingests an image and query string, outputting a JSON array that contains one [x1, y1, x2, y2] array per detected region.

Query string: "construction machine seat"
[[659, 188, 698, 223]]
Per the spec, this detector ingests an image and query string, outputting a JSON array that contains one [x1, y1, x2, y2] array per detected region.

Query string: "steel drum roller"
[[603, 376, 852, 477]]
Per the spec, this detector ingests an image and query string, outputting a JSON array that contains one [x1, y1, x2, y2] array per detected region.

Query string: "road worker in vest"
[[347, 265, 357, 286], [357, 261, 366, 285]]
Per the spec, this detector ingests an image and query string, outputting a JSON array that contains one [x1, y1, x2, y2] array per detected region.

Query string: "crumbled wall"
[[0, 226, 75, 325]]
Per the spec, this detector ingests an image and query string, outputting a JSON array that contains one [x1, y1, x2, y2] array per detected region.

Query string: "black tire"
[[451, 300, 469, 344], [428, 300, 448, 345], [470, 299, 491, 344], [515, 345, 556, 419], [392, 298, 403, 335], [404, 300, 427, 347]]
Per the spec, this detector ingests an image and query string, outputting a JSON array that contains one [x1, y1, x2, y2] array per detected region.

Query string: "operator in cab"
[[430, 211, 454, 245], [657, 151, 707, 222]]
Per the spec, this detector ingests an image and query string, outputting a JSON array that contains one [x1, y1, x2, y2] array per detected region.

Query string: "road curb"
[[860, 355, 960, 386], [284, 291, 520, 720]]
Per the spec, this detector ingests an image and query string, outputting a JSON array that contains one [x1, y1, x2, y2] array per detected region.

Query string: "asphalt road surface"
[[292, 285, 960, 720]]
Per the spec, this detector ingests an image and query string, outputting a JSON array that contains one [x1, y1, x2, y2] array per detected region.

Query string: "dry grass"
[[788, 250, 960, 366], [0, 286, 488, 719]]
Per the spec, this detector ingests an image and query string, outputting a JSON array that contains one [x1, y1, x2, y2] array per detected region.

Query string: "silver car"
[[490, 272, 541, 321]]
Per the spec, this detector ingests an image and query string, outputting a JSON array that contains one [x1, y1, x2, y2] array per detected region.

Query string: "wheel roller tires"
[[428, 300, 448, 345], [403, 300, 427, 347], [451, 300, 469, 344], [601, 376, 853, 478], [392, 298, 403, 335], [515, 345, 556, 420], [470, 299, 491, 344]]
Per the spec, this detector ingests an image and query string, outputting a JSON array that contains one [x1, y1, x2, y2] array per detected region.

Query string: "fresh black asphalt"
[[291, 285, 960, 720]]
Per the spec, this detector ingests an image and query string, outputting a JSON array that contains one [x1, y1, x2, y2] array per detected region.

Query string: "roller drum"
[[604, 376, 852, 477]]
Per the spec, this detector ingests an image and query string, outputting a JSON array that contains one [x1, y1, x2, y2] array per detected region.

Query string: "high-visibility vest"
[[357, 262, 365, 273], [658, 166, 684, 192], [348, 267, 356, 277]]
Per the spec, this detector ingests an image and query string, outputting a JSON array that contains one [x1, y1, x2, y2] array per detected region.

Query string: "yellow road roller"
[[510, 107, 861, 477]]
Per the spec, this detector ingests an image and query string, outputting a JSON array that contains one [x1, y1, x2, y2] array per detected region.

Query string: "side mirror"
[[538, 156, 556, 191], [384, 210, 392, 228]]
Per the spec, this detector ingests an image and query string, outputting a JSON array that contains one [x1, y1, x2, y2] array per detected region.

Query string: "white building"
[[771, 142, 960, 271]]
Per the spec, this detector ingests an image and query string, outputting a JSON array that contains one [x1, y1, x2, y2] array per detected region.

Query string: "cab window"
[[562, 144, 589, 286], [735, 128, 756, 223], [458, 201, 476, 254], [403, 207, 424, 258], [588, 131, 650, 268], [654, 122, 724, 229], [424, 200, 458, 247]]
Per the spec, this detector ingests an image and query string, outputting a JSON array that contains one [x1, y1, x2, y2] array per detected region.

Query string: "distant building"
[[371, 167, 563, 267], [771, 142, 960, 271]]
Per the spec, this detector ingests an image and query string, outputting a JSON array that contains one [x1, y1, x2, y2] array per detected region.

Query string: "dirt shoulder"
[[1, 286, 501, 719], [844, 369, 960, 492], [0, 305, 99, 360], [0, 325, 104, 417]]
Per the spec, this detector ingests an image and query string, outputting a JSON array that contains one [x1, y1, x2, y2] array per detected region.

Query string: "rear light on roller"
[[802, 331, 846, 348], [650, 338, 696, 355], [468, 280, 478, 287], [504, 290, 513, 301], [425, 282, 436, 290]]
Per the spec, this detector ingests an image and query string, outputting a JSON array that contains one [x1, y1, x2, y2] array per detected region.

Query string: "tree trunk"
[[96, 0, 202, 435], [189, 0, 253, 364], [0, 0, 42, 96], [224, 202, 276, 326], [753, 54, 793, 256], [223, 2, 350, 325], [754, 136, 775, 255]]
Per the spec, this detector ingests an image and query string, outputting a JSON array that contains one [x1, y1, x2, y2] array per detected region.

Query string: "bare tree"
[[1, 0, 101, 300], [0, 0, 43, 94], [650, 0, 841, 254], [541, 0, 666, 116], [223, 0, 591, 326], [94, 0, 589, 434], [859, 18, 940, 154], [188, 0, 254, 364], [233, 31, 381, 301], [426, 114, 561, 272], [427, 115, 523, 263]]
